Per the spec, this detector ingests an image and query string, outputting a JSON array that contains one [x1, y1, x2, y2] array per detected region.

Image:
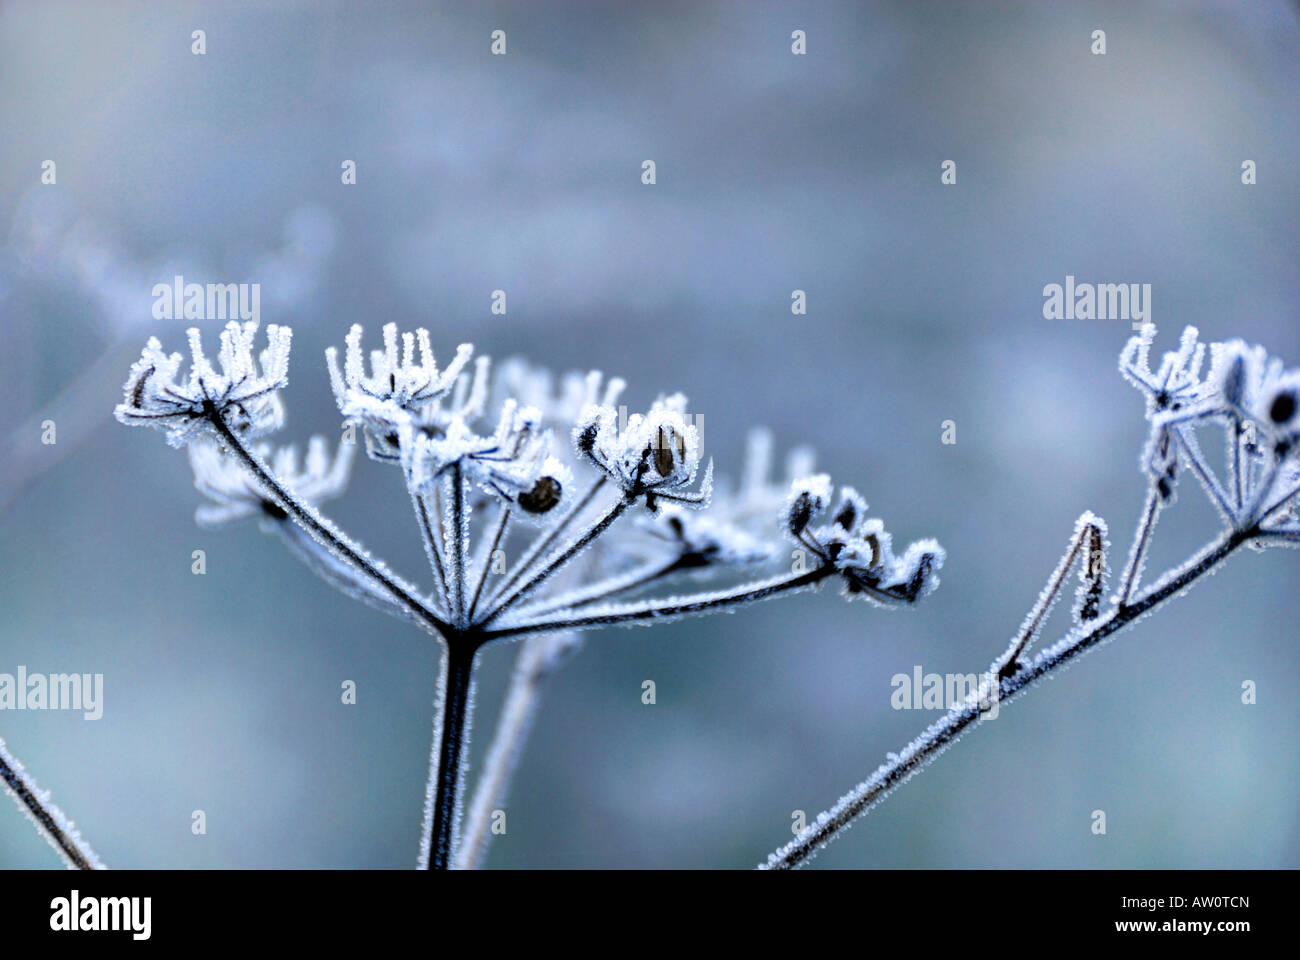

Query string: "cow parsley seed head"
[[1119, 323, 1209, 420], [189, 435, 355, 528], [785, 474, 833, 536], [325, 322, 477, 463], [574, 396, 712, 506], [115, 321, 292, 447], [800, 486, 946, 606], [117, 319, 947, 870]]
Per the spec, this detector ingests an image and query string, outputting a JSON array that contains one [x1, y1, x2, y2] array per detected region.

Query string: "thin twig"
[[761, 516, 1253, 870], [1116, 487, 1160, 607], [482, 564, 837, 641], [467, 504, 511, 623], [455, 633, 578, 869], [479, 496, 632, 623], [482, 476, 607, 616], [208, 408, 448, 635], [510, 555, 685, 621], [0, 737, 103, 870]]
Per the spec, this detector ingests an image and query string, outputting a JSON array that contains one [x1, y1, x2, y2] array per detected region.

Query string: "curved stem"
[[510, 555, 685, 622], [0, 736, 102, 870], [762, 524, 1251, 870], [479, 496, 631, 624], [482, 564, 836, 641], [481, 477, 606, 617], [420, 641, 478, 870], [467, 505, 510, 623], [208, 408, 448, 634]]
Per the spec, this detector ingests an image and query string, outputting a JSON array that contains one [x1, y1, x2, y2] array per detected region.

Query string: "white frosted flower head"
[[115, 321, 292, 447], [326, 323, 474, 462], [402, 399, 571, 519], [1119, 324, 1210, 421], [574, 395, 712, 506], [189, 434, 355, 528], [1252, 366, 1300, 450], [799, 485, 945, 606], [1209, 338, 1270, 413], [784, 473, 833, 536]]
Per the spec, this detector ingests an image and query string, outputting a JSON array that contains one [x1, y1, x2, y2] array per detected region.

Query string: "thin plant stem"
[[467, 504, 511, 624], [762, 516, 1254, 871], [411, 485, 451, 613], [1174, 426, 1233, 520], [1117, 487, 1160, 607], [450, 463, 467, 627], [480, 496, 632, 623], [455, 633, 576, 869], [995, 518, 1092, 674], [511, 555, 685, 621], [482, 564, 837, 641], [0, 737, 102, 870], [482, 476, 606, 616], [208, 408, 449, 634]]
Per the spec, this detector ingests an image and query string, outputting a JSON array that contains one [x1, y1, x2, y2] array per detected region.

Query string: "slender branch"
[[510, 555, 685, 621], [467, 504, 510, 623], [455, 633, 579, 869], [479, 495, 632, 624], [0, 736, 103, 870], [449, 463, 467, 627], [482, 564, 837, 641], [410, 482, 450, 614], [995, 518, 1091, 674], [482, 476, 606, 616], [419, 641, 478, 870], [268, 519, 427, 624], [208, 408, 448, 634], [1231, 420, 1244, 511], [1116, 487, 1160, 606], [1174, 426, 1233, 521], [761, 521, 1253, 870]]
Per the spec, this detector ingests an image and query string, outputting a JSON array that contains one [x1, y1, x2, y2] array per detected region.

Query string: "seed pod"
[[653, 425, 686, 477], [518, 475, 562, 514]]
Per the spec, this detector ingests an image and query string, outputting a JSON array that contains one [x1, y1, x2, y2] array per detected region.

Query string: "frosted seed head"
[[115, 321, 292, 447], [831, 486, 869, 533], [785, 474, 832, 536]]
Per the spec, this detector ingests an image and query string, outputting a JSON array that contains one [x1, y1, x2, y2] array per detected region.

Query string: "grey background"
[[1, 0, 1297, 868]]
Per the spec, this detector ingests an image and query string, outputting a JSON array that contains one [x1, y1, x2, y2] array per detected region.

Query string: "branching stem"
[[762, 510, 1253, 870]]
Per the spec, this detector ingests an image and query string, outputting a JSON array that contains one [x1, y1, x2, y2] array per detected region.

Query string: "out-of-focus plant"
[[764, 324, 1300, 869]]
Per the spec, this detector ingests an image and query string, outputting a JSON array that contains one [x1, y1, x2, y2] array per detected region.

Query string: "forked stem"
[[763, 508, 1254, 870]]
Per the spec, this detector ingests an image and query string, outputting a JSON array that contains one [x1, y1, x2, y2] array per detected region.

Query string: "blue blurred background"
[[1, 0, 1297, 868]]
